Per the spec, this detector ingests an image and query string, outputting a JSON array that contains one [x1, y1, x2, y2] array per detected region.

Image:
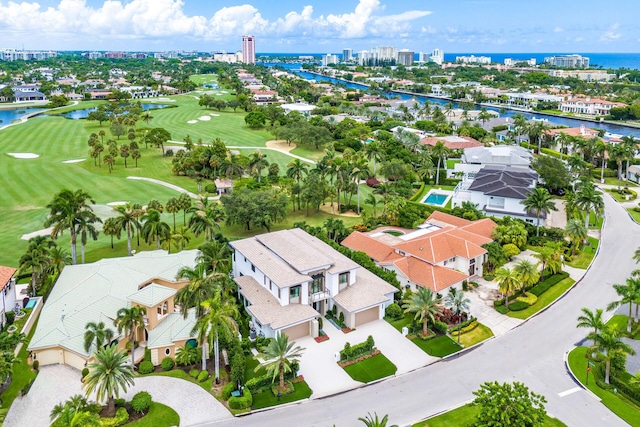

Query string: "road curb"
[[563, 348, 602, 402]]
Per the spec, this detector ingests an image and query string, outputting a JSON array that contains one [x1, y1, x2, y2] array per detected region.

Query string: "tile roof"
[[426, 211, 472, 228], [332, 268, 398, 313], [128, 284, 177, 307], [421, 135, 483, 150], [467, 166, 537, 199], [341, 232, 399, 263], [459, 218, 497, 240], [147, 310, 196, 349], [391, 257, 468, 292], [0, 266, 16, 291], [255, 229, 335, 272]]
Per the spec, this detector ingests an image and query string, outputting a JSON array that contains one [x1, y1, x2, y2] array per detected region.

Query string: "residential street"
[[207, 193, 637, 427]]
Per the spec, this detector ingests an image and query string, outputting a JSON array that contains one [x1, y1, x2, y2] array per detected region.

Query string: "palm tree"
[[84, 321, 115, 354], [193, 291, 239, 381], [521, 188, 556, 237], [140, 209, 170, 250], [177, 193, 192, 226], [175, 262, 221, 319], [373, 182, 397, 216], [49, 245, 72, 276], [577, 307, 605, 337], [430, 141, 450, 186], [351, 156, 370, 214], [44, 189, 98, 265], [444, 288, 471, 344], [588, 327, 635, 384], [114, 306, 146, 368], [531, 245, 562, 282], [607, 143, 627, 191], [114, 204, 141, 256], [165, 197, 180, 232], [77, 211, 101, 264], [527, 121, 550, 154], [102, 217, 122, 250], [82, 345, 135, 416], [512, 114, 527, 144], [18, 238, 53, 296], [365, 193, 380, 217], [188, 197, 224, 241], [593, 140, 608, 183], [256, 332, 305, 389], [365, 141, 384, 178], [575, 180, 603, 228], [621, 135, 637, 187], [565, 219, 588, 255], [513, 259, 540, 293], [494, 267, 521, 309], [50, 395, 101, 427], [607, 278, 640, 332], [402, 287, 442, 337], [248, 150, 270, 183], [287, 159, 310, 210], [358, 412, 398, 427], [197, 240, 231, 275]]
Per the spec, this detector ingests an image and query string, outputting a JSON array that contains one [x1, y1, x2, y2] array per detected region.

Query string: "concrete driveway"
[[296, 318, 436, 398], [5, 364, 232, 427]]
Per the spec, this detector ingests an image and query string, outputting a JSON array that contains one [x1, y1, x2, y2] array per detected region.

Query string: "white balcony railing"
[[310, 291, 330, 302]]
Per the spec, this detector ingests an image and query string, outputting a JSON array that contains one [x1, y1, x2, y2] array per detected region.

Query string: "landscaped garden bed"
[[337, 335, 397, 382], [414, 403, 567, 427], [410, 334, 462, 357]]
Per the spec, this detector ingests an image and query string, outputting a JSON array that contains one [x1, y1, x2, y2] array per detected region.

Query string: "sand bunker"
[[165, 146, 186, 153], [187, 120, 198, 124], [107, 201, 128, 207], [7, 152, 39, 159], [209, 113, 220, 117], [62, 159, 85, 164], [21, 227, 53, 241], [220, 91, 228, 94], [198, 116, 211, 121], [215, 93, 224, 96]]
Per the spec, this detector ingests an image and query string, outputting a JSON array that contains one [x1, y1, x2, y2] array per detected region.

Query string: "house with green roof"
[[28, 250, 199, 370]]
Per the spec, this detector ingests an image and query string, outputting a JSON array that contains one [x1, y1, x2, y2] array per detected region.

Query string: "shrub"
[[432, 320, 448, 335], [131, 391, 152, 413], [385, 303, 403, 320], [502, 243, 521, 258], [484, 273, 495, 281], [449, 317, 478, 333], [339, 311, 345, 324], [317, 317, 323, 331], [139, 361, 154, 374], [516, 292, 538, 305], [5, 311, 14, 326], [81, 367, 89, 378], [529, 272, 570, 296], [100, 407, 129, 427], [228, 388, 252, 409], [495, 305, 508, 315], [189, 369, 199, 378], [114, 398, 126, 407], [205, 183, 217, 193], [230, 352, 245, 385], [143, 347, 151, 362], [340, 335, 375, 361], [198, 370, 209, 382], [451, 320, 479, 336], [222, 381, 236, 400], [165, 149, 174, 156], [493, 299, 505, 307], [161, 357, 174, 371], [508, 301, 530, 311], [32, 360, 39, 371]]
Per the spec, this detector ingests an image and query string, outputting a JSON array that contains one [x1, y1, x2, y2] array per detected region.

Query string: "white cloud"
[[421, 25, 437, 34], [600, 22, 621, 42], [553, 26, 564, 33]]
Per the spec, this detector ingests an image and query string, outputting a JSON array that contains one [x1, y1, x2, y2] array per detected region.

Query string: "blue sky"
[[0, 0, 638, 53]]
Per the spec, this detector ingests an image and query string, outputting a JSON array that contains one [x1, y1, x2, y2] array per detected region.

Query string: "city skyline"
[[0, 0, 638, 53]]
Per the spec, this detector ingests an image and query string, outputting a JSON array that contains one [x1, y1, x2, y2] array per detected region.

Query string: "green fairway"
[[411, 335, 462, 357], [342, 353, 397, 383]]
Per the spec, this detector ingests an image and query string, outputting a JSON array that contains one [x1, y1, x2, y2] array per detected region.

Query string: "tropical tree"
[[430, 141, 450, 185], [531, 245, 563, 282], [77, 211, 101, 264], [114, 204, 141, 256], [365, 141, 385, 178], [287, 159, 310, 210], [140, 209, 170, 250], [606, 278, 640, 332], [177, 193, 192, 225], [402, 287, 442, 337], [521, 188, 557, 236], [102, 217, 122, 250], [565, 219, 588, 255], [248, 150, 270, 183], [620, 135, 637, 187], [188, 197, 224, 241], [365, 193, 380, 217], [444, 288, 471, 344], [577, 307, 605, 337], [358, 413, 398, 427], [175, 262, 221, 319], [114, 306, 146, 368], [588, 327, 636, 384], [44, 189, 98, 264], [607, 142, 627, 191], [473, 381, 547, 427], [83, 321, 115, 354], [513, 259, 540, 293], [18, 237, 53, 295], [527, 120, 550, 154], [49, 245, 72, 276], [256, 332, 305, 389], [575, 180, 603, 228], [197, 240, 231, 276], [82, 345, 135, 417], [351, 156, 370, 214], [193, 291, 239, 381], [50, 395, 100, 427], [165, 197, 180, 232], [494, 267, 521, 309]]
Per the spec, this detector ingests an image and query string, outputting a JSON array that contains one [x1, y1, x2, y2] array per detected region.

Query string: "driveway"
[[296, 318, 436, 398], [5, 365, 232, 427]]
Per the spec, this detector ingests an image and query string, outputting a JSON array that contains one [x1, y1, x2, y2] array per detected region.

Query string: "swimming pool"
[[25, 299, 36, 309], [424, 193, 448, 205]]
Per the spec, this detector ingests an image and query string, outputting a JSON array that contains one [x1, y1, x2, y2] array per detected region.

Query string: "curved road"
[[206, 193, 637, 427]]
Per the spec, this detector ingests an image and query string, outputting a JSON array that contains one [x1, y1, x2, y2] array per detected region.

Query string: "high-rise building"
[[242, 35, 255, 64], [430, 48, 444, 65], [322, 53, 339, 66], [342, 48, 353, 62], [397, 49, 414, 66], [455, 55, 491, 65], [544, 54, 589, 68]]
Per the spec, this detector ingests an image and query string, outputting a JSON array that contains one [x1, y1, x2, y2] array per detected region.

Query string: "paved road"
[[204, 193, 637, 427]]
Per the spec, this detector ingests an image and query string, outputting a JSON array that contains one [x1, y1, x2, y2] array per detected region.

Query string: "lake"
[[58, 103, 170, 120], [0, 107, 45, 126]]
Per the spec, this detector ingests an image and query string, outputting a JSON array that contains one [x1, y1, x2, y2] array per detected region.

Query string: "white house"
[[0, 267, 17, 327], [230, 228, 398, 340], [451, 145, 533, 179], [280, 103, 317, 116]]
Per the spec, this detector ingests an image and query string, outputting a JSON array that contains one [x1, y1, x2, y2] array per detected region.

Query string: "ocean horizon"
[[257, 52, 640, 70]]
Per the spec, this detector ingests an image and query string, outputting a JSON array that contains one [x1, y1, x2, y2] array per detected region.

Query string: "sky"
[[0, 0, 638, 53]]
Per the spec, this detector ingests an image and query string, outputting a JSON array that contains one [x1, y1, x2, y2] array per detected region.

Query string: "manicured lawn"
[[385, 313, 413, 333], [446, 159, 461, 169], [410, 335, 461, 357], [606, 314, 629, 334], [414, 403, 567, 427], [603, 177, 637, 187], [455, 323, 494, 347], [123, 402, 180, 427], [627, 208, 640, 224], [251, 380, 313, 410], [142, 368, 214, 393], [507, 277, 575, 320], [568, 346, 640, 427], [1, 317, 39, 411], [607, 188, 637, 203], [245, 355, 265, 380], [342, 353, 397, 383], [565, 237, 599, 269]]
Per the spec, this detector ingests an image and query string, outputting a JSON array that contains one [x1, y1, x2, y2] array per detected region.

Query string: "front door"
[[312, 301, 324, 314]]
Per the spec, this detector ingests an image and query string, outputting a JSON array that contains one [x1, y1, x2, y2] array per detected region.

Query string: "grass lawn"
[[414, 403, 567, 427], [251, 380, 313, 410], [606, 314, 629, 334], [385, 313, 413, 333], [342, 353, 397, 383], [446, 159, 461, 169], [568, 346, 640, 427], [410, 335, 461, 357], [141, 368, 214, 393], [607, 189, 637, 203], [1, 316, 39, 410], [603, 177, 637, 187], [627, 208, 640, 224], [455, 323, 494, 347], [507, 277, 575, 320], [565, 237, 599, 269], [123, 402, 180, 427]]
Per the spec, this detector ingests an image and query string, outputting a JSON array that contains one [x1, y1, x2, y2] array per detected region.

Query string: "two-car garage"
[[354, 306, 382, 327], [281, 321, 311, 341]]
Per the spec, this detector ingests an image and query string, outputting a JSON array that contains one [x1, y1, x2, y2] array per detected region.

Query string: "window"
[[339, 272, 349, 286], [165, 348, 171, 356], [290, 286, 301, 299], [251, 264, 255, 272], [311, 274, 324, 294], [470, 258, 476, 265]]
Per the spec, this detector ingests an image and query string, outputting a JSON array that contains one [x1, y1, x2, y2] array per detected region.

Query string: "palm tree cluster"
[[18, 236, 71, 295]]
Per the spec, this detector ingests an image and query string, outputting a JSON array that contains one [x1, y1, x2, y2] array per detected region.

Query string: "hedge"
[[245, 371, 297, 392], [340, 335, 375, 362], [101, 407, 129, 427], [495, 305, 508, 315], [516, 292, 538, 305], [610, 374, 640, 406], [448, 317, 477, 333], [197, 370, 209, 382], [408, 183, 425, 202], [507, 301, 530, 311], [450, 320, 479, 336], [228, 388, 252, 409], [432, 320, 448, 335], [529, 272, 570, 296], [222, 382, 236, 400]]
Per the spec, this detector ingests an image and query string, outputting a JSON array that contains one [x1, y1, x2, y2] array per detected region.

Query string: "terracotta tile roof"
[[459, 218, 497, 240], [0, 266, 16, 291], [341, 232, 399, 263], [546, 128, 599, 138], [421, 135, 483, 150], [391, 258, 467, 292], [395, 232, 487, 264], [426, 211, 472, 228]]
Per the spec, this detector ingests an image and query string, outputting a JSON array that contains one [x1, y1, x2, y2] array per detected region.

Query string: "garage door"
[[355, 306, 379, 327], [281, 322, 310, 341]]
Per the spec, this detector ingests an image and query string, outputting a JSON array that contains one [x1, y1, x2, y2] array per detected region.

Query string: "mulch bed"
[[314, 334, 330, 343]]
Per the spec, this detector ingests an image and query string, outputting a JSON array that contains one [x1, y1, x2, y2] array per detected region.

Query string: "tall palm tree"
[[512, 114, 527, 144], [49, 245, 72, 276], [513, 259, 540, 293], [197, 240, 231, 275], [102, 217, 122, 250], [84, 321, 115, 354], [620, 135, 638, 188], [402, 287, 442, 337], [82, 345, 135, 416], [575, 180, 603, 228], [193, 291, 239, 381], [430, 141, 450, 186], [588, 327, 635, 384], [365, 141, 384, 178], [114, 204, 141, 256], [593, 140, 608, 183], [256, 332, 305, 389], [44, 189, 98, 265], [365, 193, 380, 217], [521, 188, 556, 237], [177, 193, 192, 226], [607, 278, 640, 332], [248, 150, 269, 183], [494, 267, 521, 309], [77, 211, 101, 264], [577, 307, 605, 337], [175, 262, 220, 319], [358, 412, 398, 427], [140, 209, 170, 250], [527, 120, 550, 154], [565, 219, 588, 255], [114, 306, 146, 368], [165, 197, 180, 232], [188, 197, 224, 241], [444, 288, 471, 344], [287, 159, 310, 210], [351, 156, 370, 214], [18, 237, 53, 296], [607, 143, 627, 191], [373, 182, 397, 216], [531, 245, 562, 282]]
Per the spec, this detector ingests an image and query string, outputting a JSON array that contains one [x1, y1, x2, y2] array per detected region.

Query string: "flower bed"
[[314, 334, 330, 343], [338, 349, 380, 368], [341, 327, 355, 334]]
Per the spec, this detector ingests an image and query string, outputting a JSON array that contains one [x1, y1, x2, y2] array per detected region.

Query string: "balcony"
[[309, 290, 330, 303]]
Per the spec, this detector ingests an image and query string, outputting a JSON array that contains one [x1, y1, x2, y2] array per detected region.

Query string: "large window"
[[311, 274, 324, 294], [290, 285, 301, 300], [339, 272, 349, 286]]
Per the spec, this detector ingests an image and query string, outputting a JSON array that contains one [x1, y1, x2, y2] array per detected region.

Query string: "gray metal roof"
[[468, 166, 538, 199]]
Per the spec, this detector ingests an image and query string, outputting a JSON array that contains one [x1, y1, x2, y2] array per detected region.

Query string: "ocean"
[[257, 52, 640, 70]]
